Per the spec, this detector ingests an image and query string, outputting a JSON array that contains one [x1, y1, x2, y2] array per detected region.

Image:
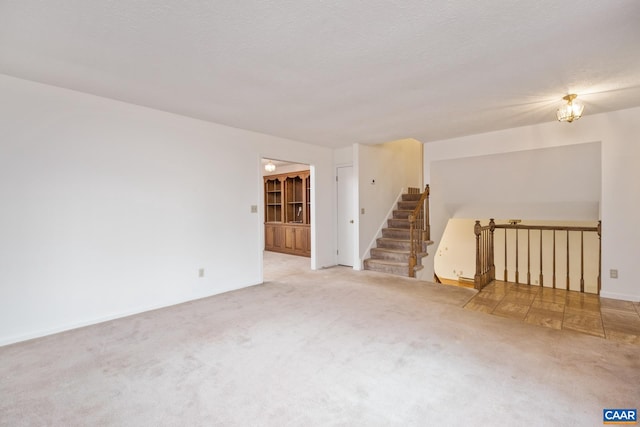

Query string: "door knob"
[[350, 220, 354, 223]]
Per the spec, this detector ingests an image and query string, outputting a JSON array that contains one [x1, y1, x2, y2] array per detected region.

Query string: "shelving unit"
[[264, 170, 311, 257], [305, 175, 311, 225], [265, 178, 282, 223], [285, 175, 304, 223]]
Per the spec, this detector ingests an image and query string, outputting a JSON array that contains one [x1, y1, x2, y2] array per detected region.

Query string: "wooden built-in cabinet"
[[264, 171, 311, 257]]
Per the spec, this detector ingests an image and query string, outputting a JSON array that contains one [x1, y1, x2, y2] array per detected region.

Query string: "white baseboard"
[[599, 290, 640, 302]]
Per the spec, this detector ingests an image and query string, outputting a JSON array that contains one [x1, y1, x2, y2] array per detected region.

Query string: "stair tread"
[[372, 247, 427, 254], [378, 237, 434, 244], [373, 248, 428, 256], [373, 247, 410, 253], [365, 259, 408, 266], [364, 258, 425, 272]]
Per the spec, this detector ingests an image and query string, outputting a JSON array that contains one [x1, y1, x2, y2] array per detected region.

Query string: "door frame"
[[258, 156, 315, 282]]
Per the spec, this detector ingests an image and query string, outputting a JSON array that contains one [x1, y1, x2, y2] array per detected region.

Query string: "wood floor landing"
[[464, 280, 640, 344]]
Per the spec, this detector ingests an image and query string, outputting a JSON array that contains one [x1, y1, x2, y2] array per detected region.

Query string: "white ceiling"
[[1, 1, 639, 148]]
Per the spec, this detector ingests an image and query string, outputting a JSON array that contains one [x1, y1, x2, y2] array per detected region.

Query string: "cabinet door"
[[294, 227, 307, 253], [305, 227, 311, 255], [265, 224, 282, 250], [265, 225, 275, 250], [266, 224, 286, 251], [274, 226, 284, 249], [285, 176, 304, 223], [284, 226, 295, 250], [264, 177, 282, 223]]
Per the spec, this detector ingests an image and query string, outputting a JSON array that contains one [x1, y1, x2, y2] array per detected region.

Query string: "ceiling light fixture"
[[557, 94, 584, 123], [264, 160, 276, 173]]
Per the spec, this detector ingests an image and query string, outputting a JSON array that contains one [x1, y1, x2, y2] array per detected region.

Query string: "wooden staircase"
[[363, 191, 433, 277]]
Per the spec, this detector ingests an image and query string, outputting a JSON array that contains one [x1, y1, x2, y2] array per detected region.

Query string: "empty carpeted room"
[[1, 2, 640, 426]]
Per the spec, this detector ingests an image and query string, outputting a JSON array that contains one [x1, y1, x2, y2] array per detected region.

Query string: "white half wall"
[[356, 139, 423, 265], [431, 142, 601, 220], [0, 74, 336, 345], [424, 107, 640, 301]]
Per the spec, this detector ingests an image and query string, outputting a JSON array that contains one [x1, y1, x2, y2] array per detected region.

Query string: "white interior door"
[[337, 166, 355, 266]]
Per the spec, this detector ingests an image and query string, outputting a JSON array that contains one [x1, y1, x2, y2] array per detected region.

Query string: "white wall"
[[431, 142, 601, 220], [333, 146, 353, 166], [356, 139, 423, 265], [424, 107, 640, 301], [0, 74, 336, 345]]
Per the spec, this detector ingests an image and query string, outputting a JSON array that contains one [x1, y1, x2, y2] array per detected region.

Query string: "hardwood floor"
[[464, 281, 640, 344]]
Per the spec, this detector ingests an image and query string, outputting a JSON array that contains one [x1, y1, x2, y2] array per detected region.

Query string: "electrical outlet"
[[361, 208, 365, 214], [199, 268, 205, 278], [250, 205, 258, 213], [610, 269, 618, 279]]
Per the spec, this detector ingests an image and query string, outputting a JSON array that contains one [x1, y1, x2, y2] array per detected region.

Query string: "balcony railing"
[[474, 219, 601, 294]]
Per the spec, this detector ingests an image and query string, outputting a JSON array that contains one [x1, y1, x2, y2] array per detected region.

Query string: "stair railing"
[[408, 185, 430, 278], [474, 219, 602, 294]]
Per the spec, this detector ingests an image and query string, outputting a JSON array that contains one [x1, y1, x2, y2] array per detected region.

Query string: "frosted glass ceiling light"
[[264, 160, 276, 172], [557, 94, 584, 123]]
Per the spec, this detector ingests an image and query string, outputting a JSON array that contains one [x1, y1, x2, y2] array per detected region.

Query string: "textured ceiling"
[[1, 1, 640, 148]]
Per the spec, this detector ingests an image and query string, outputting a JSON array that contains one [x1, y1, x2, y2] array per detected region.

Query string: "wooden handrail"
[[494, 224, 598, 232], [408, 185, 430, 277], [474, 219, 601, 293]]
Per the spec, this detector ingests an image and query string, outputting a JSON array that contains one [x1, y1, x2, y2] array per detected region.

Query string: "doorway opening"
[[261, 158, 313, 282]]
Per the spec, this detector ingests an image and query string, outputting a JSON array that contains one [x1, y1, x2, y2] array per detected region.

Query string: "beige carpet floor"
[[1, 251, 638, 426]]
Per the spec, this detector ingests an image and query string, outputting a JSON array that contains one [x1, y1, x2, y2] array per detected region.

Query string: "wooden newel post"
[[424, 185, 430, 241], [489, 218, 496, 282], [597, 220, 602, 295], [474, 220, 481, 289], [408, 214, 417, 278]]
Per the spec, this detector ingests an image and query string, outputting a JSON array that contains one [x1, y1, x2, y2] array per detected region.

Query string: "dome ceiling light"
[[557, 94, 584, 123], [264, 160, 276, 173]]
